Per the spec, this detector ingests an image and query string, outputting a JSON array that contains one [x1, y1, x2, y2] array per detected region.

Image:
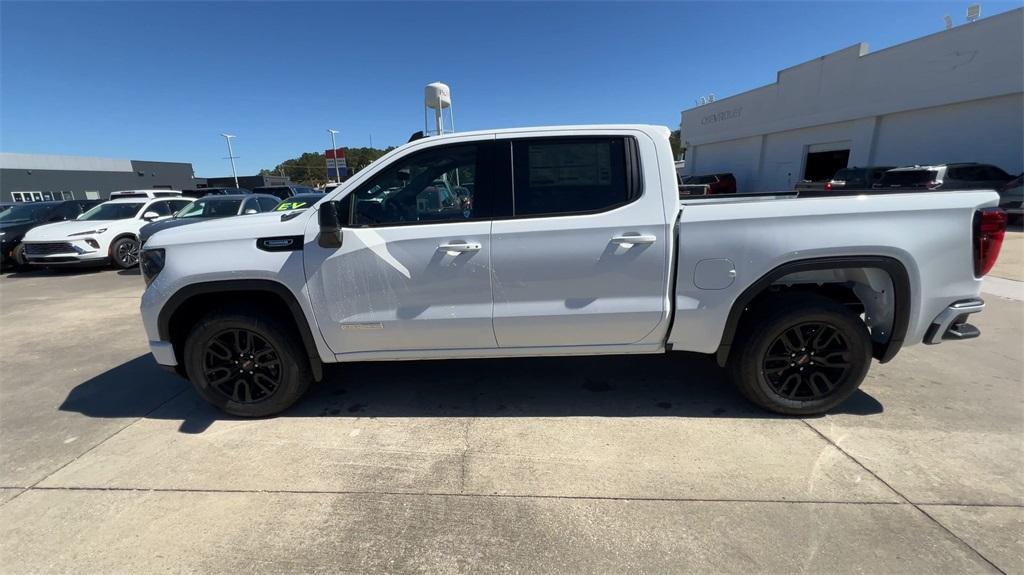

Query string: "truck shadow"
[[59, 353, 884, 434]]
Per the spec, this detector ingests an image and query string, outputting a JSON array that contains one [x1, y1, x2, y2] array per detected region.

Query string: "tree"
[[669, 130, 682, 161], [263, 146, 396, 186]]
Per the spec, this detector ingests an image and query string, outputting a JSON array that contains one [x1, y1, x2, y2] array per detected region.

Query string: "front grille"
[[24, 242, 75, 256]]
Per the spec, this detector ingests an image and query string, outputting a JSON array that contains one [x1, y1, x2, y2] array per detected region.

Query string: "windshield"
[[876, 170, 939, 187], [79, 202, 144, 221], [0, 203, 54, 224], [274, 194, 323, 211], [175, 198, 241, 218]]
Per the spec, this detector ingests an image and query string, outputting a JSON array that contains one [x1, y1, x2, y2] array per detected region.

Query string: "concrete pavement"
[[0, 266, 1020, 574]]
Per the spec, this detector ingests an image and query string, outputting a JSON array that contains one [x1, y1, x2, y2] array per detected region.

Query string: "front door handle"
[[611, 234, 657, 247], [437, 242, 481, 256]]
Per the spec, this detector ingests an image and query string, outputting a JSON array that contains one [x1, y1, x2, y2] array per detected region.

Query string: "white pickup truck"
[[138, 125, 1007, 417]]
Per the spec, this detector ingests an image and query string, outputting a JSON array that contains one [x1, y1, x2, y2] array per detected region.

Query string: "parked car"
[[873, 163, 1014, 191], [0, 200, 101, 268], [252, 185, 320, 201], [139, 124, 1005, 418], [108, 189, 184, 199], [827, 166, 896, 191], [181, 187, 254, 199], [682, 173, 736, 194], [272, 193, 327, 212], [999, 175, 1023, 222], [140, 194, 280, 244], [21, 196, 191, 268]]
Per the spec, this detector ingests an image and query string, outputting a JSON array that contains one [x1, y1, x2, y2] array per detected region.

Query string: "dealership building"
[[679, 7, 1023, 193], [0, 153, 200, 203]]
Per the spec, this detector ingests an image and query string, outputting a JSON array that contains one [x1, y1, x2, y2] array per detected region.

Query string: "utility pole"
[[220, 133, 239, 188]]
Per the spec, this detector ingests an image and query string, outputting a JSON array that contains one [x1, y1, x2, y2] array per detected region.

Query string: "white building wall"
[[680, 8, 1024, 192], [872, 93, 1024, 171]]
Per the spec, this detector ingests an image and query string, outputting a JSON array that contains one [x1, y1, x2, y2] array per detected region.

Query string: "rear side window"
[[511, 137, 635, 217], [257, 197, 279, 211], [877, 170, 938, 187]]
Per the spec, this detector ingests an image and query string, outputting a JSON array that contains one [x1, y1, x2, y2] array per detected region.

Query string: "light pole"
[[327, 129, 340, 183], [220, 133, 239, 188]]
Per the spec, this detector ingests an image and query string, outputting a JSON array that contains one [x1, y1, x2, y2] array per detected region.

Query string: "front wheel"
[[10, 244, 26, 268], [728, 293, 872, 415], [183, 310, 312, 417], [111, 237, 140, 269]]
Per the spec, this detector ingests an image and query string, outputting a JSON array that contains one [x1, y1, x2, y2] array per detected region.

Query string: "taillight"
[[824, 182, 832, 191], [974, 208, 1006, 277]]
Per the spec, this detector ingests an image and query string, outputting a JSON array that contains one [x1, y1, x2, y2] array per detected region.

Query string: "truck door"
[[490, 135, 670, 347], [304, 139, 497, 355]]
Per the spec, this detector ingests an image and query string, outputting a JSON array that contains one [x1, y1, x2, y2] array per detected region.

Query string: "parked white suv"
[[22, 196, 192, 268]]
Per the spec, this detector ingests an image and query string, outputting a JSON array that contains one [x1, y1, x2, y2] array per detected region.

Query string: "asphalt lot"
[[0, 235, 1021, 574]]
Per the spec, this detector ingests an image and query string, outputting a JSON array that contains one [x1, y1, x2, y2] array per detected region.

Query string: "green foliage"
[[263, 147, 396, 186], [669, 130, 682, 160]]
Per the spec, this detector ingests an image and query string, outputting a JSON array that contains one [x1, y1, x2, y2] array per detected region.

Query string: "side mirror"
[[244, 208, 258, 215], [318, 201, 343, 248], [142, 211, 160, 221]]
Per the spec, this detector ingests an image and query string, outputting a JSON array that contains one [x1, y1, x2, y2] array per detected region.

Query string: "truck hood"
[[140, 217, 209, 243], [22, 219, 116, 241], [146, 210, 312, 247]]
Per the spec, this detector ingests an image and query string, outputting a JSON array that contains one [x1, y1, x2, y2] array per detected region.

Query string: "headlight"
[[140, 248, 165, 286], [68, 228, 107, 237]]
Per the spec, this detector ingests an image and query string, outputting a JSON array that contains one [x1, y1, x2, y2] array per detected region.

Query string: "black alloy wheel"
[[761, 322, 851, 401], [202, 328, 282, 404], [727, 292, 872, 415], [115, 238, 140, 268]]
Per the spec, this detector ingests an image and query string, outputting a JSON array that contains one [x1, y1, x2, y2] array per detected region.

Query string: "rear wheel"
[[111, 237, 140, 269], [728, 293, 872, 415], [183, 310, 312, 417]]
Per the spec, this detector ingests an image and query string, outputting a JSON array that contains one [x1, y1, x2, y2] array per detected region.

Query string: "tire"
[[10, 244, 26, 268], [111, 237, 140, 269], [728, 293, 872, 416], [182, 309, 313, 417]]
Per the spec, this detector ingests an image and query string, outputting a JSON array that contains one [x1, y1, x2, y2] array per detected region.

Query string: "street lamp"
[[220, 133, 239, 188], [327, 129, 340, 184]]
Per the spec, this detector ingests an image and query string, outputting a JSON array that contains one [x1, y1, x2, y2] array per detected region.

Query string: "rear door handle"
[[437, 242, 481, 255], [611, 234, 657, 247]]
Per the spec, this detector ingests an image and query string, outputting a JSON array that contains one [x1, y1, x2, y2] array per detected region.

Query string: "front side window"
[[176, 198, 241, 218], [351, 144, 478, 226], [258, 196, 279, 211], [511, 138, 629, 217], [146, 201, 173, 217], [242, 198, 261, 213], [79, 202, 144, 221]]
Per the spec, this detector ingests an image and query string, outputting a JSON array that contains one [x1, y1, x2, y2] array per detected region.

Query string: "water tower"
[[424, 82, 455, 136]]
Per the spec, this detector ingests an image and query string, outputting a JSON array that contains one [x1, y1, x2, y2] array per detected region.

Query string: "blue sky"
[[2, 1, 1020, 177]]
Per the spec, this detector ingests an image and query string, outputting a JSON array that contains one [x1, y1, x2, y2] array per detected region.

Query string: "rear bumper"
[[924, 298, 985, 344]]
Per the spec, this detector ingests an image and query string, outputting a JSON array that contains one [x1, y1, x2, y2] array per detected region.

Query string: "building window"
[[11, 192, 44, 202]]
